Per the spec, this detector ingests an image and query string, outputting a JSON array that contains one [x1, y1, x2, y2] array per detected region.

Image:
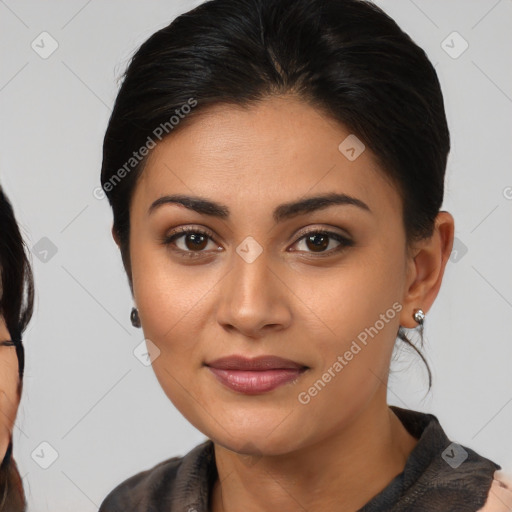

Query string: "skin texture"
[[0, 315, 19, 464], [113, 95, 454, 511]]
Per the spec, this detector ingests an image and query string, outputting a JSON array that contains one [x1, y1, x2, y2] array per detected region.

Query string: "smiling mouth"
[[204, 354, 309, 394]]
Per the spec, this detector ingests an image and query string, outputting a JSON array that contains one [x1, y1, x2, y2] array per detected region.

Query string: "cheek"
[[0, 353, 20, 439], [292, 247, 404, 343], [292, 251, 404, 404], [130, 242, 220, 375], [131, 240, 194, 336]]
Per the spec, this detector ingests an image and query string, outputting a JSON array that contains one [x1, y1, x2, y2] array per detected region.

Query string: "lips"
[[204, 355, 308, 371]]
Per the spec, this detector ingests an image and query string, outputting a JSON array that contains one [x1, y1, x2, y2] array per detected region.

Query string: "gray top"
[[98, 406, 501, 511]]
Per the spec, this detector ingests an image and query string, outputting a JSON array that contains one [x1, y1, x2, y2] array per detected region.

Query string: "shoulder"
[[98, 454, 184, 512], [477, 470, 512, 512], [98, 439, 216, 512]]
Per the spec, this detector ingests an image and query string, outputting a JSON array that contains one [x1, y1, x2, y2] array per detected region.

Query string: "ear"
[[400, 211, 455, 328], [111, 224, 120, 248]]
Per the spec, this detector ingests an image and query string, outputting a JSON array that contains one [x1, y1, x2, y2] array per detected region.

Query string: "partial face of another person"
[[121, 95, 428, 454], [0, 315, 19, 462]]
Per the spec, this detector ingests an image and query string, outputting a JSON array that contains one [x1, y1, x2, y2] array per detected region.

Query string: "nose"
[[215, 247, 292, 339]]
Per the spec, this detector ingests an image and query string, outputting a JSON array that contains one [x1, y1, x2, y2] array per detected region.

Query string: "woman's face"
[[0, 315, 20, 461], [124, 95, 424, 454]]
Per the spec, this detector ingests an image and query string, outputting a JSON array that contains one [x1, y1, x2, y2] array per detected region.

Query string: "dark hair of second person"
[[0, 183, 34, 511]]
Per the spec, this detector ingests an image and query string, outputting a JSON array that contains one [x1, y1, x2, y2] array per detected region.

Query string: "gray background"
[[1, 0, 511, 510]]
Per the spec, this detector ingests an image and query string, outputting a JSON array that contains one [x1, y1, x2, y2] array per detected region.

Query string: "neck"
[[210, 397, 418, 512]]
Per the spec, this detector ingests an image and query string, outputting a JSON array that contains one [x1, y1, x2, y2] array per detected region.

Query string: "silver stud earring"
[[130, 307, 141, 328], [413, 308, 425, 326]]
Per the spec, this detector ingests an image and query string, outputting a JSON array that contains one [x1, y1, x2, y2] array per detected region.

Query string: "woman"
[[0, 183, 34, 511], [98, 0, 511, 510]]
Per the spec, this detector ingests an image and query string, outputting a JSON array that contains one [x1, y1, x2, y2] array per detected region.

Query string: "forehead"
[[132, 95, 401, 222]]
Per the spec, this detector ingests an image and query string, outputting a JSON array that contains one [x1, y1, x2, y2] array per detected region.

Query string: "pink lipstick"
[[205, 355, 308, 394]]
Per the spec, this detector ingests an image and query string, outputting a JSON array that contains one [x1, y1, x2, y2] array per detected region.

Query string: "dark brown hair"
[[0, 183, 34, 510]]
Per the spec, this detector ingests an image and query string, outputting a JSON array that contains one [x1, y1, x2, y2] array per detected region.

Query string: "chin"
[[208, 425, 304, 458]]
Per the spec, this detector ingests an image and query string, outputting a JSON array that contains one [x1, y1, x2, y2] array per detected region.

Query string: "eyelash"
[[161, 226, 354, 258]]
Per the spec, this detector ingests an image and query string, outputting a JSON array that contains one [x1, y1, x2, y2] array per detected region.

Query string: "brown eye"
[[304, 233, 330, 252], [163, 227, 219, 255], [291, 230, 354, 256], [182, 232, 208, 251]]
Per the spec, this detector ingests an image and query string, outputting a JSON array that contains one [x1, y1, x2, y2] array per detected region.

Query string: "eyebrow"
[[148, 192, 371, 223]]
